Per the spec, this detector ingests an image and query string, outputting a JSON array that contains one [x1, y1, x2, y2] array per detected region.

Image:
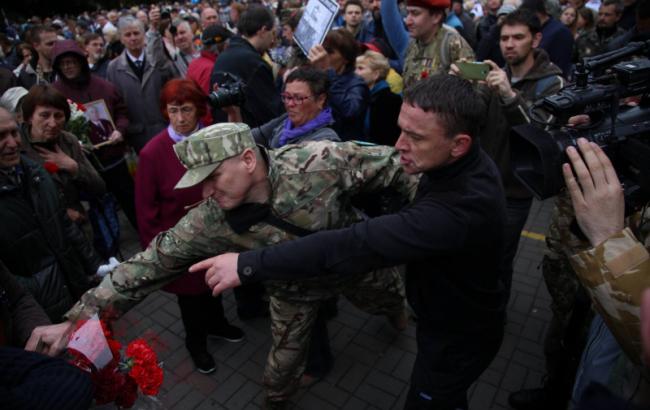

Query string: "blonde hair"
[[356, 50, 390, 80]]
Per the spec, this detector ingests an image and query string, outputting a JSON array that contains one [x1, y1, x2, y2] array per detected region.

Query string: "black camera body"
[[208, 72, 246, 109], [511, 41, 650, 208]]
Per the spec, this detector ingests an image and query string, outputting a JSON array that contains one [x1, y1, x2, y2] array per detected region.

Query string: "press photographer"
[[509, 40, 650, 408], [561, 138, 650, 409]]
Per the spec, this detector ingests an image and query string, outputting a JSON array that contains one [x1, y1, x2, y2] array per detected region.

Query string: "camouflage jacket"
[[569, 206, 650, 364], [574, 26, 627, 61], [65, 141, 419, 321], [403, 24, 475, 89]]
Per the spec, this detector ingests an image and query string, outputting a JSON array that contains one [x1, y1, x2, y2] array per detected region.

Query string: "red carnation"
[[130, 363, 163, 395], [420, 70, 429, 79], [43, 161, 59, 174], [126, 339, 158, 366]]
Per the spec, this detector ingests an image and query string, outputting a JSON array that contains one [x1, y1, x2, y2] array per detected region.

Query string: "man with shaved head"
[[200, 7, 220, 29]]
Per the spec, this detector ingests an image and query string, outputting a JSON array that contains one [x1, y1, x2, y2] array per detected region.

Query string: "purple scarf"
[[279, 107, 333, 147]]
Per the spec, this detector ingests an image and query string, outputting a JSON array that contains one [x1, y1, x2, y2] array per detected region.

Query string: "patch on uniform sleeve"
[[606, 241, 649, 278]]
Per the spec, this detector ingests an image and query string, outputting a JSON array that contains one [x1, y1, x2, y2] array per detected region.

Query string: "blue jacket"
[[327, 68, 369, 141], [539, 17, 574, 77]]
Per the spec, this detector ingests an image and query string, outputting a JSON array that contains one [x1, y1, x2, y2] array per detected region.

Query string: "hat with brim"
[[173, 122, 255, 189]]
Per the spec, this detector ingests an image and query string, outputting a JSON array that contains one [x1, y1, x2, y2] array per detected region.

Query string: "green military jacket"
[[402, 24, 475, 88], [574, 26, 627, 61], [65, 141, 419, 321]]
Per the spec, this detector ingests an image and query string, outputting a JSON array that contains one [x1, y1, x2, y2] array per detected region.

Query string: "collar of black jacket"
[[422, 139, 480, 183]]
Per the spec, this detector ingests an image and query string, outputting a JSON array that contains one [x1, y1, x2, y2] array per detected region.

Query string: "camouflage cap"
[[173, 122, 255, 189]]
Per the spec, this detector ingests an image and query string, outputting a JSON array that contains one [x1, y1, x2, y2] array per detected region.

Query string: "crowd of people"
[[1, 0, 650, 409]]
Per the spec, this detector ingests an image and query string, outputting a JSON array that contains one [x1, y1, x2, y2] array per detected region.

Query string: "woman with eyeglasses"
[[135, 79, 244, 375], [243, 66, 340, 148]]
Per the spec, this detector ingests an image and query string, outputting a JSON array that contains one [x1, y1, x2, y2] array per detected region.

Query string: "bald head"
[[0, 107, 22, 169], [201, 7, 220, 29]]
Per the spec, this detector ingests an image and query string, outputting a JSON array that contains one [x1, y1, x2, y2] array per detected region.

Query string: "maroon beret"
[[406, 0, 451, 9]]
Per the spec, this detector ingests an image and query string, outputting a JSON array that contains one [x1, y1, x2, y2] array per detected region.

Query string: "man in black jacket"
[[210, 5, 284, 128], [195, 74, 508, 410]]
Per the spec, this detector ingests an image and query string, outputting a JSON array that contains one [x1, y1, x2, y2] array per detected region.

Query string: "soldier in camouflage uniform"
[[400, 0, 475, 87], [574, 0, 627, 61], [28, 122, 416, 407]]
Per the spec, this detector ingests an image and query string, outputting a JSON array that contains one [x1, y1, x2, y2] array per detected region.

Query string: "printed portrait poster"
[[294, 0, 339, 56]]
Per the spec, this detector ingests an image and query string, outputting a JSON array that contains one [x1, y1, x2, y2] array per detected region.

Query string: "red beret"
[[406, 0, 451, 9]]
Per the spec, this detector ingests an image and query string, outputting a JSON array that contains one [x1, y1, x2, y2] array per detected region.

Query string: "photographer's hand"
[[562, 138, 624, 247], [484, 60, 515, 100]]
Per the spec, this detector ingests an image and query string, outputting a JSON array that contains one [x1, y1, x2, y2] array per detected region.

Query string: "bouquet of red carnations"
[[67, 315, 164, 409]]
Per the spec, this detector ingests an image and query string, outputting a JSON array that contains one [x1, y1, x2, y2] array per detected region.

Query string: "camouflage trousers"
[[263, 266, 406, 403], [541, 192, 593, 390]]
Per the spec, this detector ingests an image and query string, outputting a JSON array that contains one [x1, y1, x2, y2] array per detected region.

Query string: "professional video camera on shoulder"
[[511, 40, 650, 207]]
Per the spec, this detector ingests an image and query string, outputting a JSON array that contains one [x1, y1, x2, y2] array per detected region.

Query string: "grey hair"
[[172, 19, 192, 32], [118, 16, 145, 34]]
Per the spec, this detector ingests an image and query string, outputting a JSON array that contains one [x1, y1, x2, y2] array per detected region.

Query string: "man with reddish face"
[[200, 7, 220, 29], [189, 75, 509, 410]]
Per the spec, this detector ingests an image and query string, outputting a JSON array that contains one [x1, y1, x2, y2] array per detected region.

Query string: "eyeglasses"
[[167, 106, 196, 116], [280, 93, 314, 105]]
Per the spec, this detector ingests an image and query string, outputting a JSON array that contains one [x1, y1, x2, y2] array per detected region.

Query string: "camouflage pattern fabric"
[[570, 206, 650, 365], [173, 122, 256, 189], [541, 191, 593, 391], [64, 139, 419, 399], [265, 266, 405, 402], [402, 24, 475, 88], [574, 27, 626, 61], [543, 191, 592, 326]]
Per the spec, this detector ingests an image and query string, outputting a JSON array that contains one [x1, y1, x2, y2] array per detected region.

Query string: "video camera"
[[511, 40, 650, 209]]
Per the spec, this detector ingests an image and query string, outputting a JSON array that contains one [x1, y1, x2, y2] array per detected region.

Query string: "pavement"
[[111, 198, 555, 410]]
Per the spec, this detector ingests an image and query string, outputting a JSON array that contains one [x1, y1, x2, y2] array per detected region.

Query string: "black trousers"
[[501, 197, 533, 300], [177, 292, 229, 351], [0, 347, 93, 410], [404, 321, 503, 410], [101, 160, 138, 230]]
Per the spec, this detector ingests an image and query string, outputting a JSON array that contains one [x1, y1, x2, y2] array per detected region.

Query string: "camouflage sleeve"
[[326, 141, 419, 201], [449, 32, 475, 66], [569, 227, 650, 363], [63, 199, 232, 322]]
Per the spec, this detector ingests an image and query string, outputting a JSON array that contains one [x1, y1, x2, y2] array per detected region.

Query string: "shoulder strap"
[[263, 213, 315, 237], [439, 28, 455, 71], [534, 75, 559, 100]]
